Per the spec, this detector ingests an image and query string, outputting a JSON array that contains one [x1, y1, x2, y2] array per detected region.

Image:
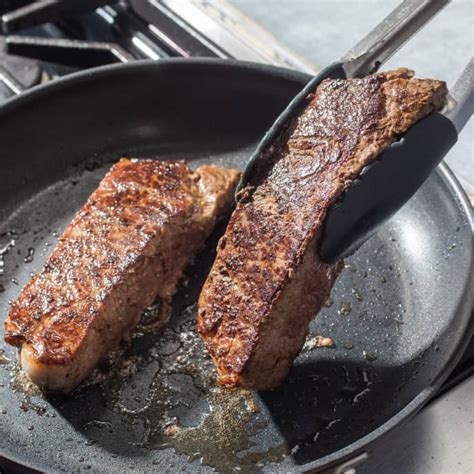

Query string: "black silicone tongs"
[[237, 0, 474, 263]]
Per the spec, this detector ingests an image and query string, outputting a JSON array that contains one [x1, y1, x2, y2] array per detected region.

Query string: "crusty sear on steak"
[[4, 158, 240, 393], [198, 68, 447, 390]]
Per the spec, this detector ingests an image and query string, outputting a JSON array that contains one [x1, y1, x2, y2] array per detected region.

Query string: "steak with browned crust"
[[198, 68, 447, 390], [5, 158, 240, 393]]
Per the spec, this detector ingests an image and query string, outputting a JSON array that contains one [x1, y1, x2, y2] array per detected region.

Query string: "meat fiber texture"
[[4, 158, 240, 393], [198, 68, 447, 390]]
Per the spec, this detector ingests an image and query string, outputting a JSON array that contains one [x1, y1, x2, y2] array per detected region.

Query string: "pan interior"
[[0, 61, 472, 473]]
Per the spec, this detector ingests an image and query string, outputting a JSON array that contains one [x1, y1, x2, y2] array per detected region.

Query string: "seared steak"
[[5, 158, 240, 393], [198, 68, 447, 390]]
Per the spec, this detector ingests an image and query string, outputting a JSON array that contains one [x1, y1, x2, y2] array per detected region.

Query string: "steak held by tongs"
[[198, 68, 448, 390], [4, 159, 240, 393]]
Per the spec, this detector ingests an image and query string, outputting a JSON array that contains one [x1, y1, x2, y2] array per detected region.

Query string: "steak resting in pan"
[[4, 158, 240, 393], [198, 68, 447, 390]]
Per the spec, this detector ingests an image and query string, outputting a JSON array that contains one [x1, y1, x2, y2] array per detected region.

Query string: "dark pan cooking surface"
[[0, 60, 472, 473]]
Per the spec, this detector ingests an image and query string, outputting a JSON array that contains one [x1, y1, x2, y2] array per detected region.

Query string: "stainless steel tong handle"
[[341, 0, 450, 77], [443, 58, 474, 133]]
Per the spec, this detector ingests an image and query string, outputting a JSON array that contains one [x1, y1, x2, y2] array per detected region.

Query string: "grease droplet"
[[351, 288, 363, 302], [363, 351, 377, 362], [338, 303, 352, 315], [304, 335, 335, 351], [344, 262, 357, 272], [23, 248, 35, 263]]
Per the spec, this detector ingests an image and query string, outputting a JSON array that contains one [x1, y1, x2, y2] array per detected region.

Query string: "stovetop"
[[0, 1, 472, 473], [0, 0, 314, 103]]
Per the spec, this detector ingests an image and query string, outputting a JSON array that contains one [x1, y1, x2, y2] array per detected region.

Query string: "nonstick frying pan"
[[0, 59, 472, 473]]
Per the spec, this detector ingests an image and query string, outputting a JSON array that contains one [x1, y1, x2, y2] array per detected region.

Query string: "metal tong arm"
[[319, 59, 473, 263], [342, 0, 450, 77], [443, 58, 474, 133]]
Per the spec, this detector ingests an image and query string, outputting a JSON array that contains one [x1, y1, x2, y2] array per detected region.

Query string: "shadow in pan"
[[259, 356, 426, 466]]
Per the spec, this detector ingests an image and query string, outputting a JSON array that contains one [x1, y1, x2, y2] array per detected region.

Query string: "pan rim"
[[0, 57, 309, 114], [0, 58, 472, 472]]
